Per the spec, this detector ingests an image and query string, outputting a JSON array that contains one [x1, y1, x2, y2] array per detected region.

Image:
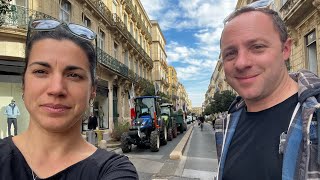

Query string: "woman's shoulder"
[[88, 149, 138, 179], [0, 137, 17, 161]]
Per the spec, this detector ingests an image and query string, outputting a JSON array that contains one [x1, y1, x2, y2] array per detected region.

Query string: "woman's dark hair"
[[23, 26, 97, 86]]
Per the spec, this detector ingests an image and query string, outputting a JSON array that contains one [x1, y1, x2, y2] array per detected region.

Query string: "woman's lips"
[[41, 104, 71, 113]]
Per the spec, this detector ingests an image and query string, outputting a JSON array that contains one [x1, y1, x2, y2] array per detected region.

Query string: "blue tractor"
[[120, 96, 167, 152]]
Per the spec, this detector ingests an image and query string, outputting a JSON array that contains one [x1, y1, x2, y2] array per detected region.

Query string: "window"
[[60, 0, 71, 22], [129, 56, 133, 69], [114, 42, 118, 59], [140, 64, 143, 77], [306, 30, 318, 74], [83, 15, 91, 28], [98, 29, 105, 50], [124, 14, 128, 27], [112, 0, 117, 14], [135, 61, 138, 74], [281, 0, 288, 6], [124, 51, 129, 66], [130, 22, 133, 34], [140, 35, 142, 45], [135, 29, 138, 39]]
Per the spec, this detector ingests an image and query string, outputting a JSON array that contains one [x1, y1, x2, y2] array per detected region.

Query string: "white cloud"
[[140, 0, 237, 106]]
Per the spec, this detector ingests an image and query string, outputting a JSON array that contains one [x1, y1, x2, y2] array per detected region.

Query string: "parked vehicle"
[[121, 96, 167, 153], [175, 109, 187, 134], [160, 103, 177, 140]]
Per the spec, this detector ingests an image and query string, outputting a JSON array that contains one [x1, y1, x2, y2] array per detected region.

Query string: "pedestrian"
[[98, 106, 104, 128], [88, 113, 98, 130], [4, 99, 20, 136], [0, 19, 138, 180], [216, 1, 320, 180]]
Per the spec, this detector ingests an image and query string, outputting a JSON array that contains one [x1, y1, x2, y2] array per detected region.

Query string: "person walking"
[[0, 19, 138, 180], [4, 99, 20, 136], [216, 1, 320, 180]]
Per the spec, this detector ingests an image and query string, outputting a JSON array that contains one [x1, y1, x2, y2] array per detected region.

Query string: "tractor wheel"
[[120, 132, 131, 153], [150, 130, 160, 152], [160, 125, 168, 145], [180, 125, 184, 134], [167, 127, 173, 141], [173, 121, 178, 138]]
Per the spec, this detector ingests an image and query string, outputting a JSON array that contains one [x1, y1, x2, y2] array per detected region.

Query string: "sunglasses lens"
[[31, 19, 60, 29], [69, 24, 96, 40], [248, 0, 272, 8]]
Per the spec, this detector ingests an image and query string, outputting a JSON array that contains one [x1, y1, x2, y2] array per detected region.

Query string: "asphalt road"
[[114, 122, 218, 180]]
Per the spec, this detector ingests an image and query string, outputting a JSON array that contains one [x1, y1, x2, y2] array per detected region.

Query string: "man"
[[88, 113, 98, 130], [4, 99, 20, 136], [217, 5, 320, 180]]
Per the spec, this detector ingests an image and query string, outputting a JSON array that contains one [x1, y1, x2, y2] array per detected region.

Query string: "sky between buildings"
[[140, 0, 237, 107]]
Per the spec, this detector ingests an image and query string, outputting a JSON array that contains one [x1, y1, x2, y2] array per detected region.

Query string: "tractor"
[[175, 109, 187, 134], [120, 96, 167, 153], [160, 103, 178, 140]]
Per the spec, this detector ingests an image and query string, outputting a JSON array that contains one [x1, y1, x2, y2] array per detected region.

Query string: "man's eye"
[[252, 44, 266, 51], [223, 51, 237, 61]]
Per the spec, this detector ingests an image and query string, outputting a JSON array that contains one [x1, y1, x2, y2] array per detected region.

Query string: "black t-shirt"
[[223, 93, 298, 180], [0, 137, 138, 180]]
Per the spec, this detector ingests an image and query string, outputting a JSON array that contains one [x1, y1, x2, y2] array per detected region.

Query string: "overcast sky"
[[140, 0, 237, 107]]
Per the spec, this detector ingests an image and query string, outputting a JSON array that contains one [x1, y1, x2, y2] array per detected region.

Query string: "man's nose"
[[234, 49, 252, 71]]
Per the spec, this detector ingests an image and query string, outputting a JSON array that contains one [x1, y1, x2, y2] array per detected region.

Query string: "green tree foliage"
[[203, 90, 236, 115]]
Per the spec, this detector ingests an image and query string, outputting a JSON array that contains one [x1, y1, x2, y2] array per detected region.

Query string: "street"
[[114, 122, 218, 180]]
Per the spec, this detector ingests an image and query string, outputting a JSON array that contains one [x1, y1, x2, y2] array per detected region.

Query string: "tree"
[[204, 90, 236, 115]]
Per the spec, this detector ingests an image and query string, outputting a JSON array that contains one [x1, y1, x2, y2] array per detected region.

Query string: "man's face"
[[220, 11, 291, 103]]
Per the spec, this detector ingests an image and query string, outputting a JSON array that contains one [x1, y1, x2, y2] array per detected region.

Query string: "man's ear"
[[283, 38, 292, 61]]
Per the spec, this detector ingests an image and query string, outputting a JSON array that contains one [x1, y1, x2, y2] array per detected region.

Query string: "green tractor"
[[175, 109, 187, 134], [160, 103, 178, 140]]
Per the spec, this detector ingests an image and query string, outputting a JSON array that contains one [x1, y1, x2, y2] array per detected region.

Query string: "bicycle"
[[200, 122, 203, 131]]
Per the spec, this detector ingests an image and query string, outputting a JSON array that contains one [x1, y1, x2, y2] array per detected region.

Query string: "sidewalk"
[[177, 122, 218, 180]]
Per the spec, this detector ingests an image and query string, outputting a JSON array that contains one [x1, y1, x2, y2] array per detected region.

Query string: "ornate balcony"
[[0, 5, 55, 31], [86, 0, 113, 25], [280, 0, 316, 27]]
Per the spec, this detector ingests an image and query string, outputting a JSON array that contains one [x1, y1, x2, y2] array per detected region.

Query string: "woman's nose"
[[47, 74, 67, 97]]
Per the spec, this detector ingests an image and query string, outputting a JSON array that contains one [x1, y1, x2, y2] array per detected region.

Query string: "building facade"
[[151, 20, 169, 94], [0, 0, 156, 138]]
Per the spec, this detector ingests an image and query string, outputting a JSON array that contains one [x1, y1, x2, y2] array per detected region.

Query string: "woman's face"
[[24, 39, 95, 132]]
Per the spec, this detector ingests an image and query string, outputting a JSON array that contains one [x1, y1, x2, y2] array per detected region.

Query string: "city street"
[[114, 122, 218, 180]]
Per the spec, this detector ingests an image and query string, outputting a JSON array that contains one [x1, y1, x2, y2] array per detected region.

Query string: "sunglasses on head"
[[28, 19, 97, 40], [246, 0, 274, 9]]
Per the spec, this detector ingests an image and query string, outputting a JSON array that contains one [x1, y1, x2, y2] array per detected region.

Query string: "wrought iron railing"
[[89, 0, 113, 24], [112, 13, 153, 66], [0, 4, 55, 29]]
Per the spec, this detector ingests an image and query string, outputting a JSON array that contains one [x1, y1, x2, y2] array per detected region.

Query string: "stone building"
[[0, 0, 156, 137]]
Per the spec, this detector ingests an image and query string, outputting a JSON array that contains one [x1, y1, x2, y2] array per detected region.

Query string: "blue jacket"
[[4, 103, 20, 119], [216, 70, 320, 180]]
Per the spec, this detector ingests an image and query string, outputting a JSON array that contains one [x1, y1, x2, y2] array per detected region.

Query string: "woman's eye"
[[32, 69, 47, 76], [67, 73, 83, 79]]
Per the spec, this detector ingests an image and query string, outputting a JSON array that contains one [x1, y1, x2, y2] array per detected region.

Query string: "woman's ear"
[[91, 87, 96, 99]]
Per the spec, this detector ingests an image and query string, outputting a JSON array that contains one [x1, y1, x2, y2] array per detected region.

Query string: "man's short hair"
[[223, 6, 288, 44]]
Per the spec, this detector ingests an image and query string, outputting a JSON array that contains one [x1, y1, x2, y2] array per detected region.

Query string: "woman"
[[0, 19, 138, 180]]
